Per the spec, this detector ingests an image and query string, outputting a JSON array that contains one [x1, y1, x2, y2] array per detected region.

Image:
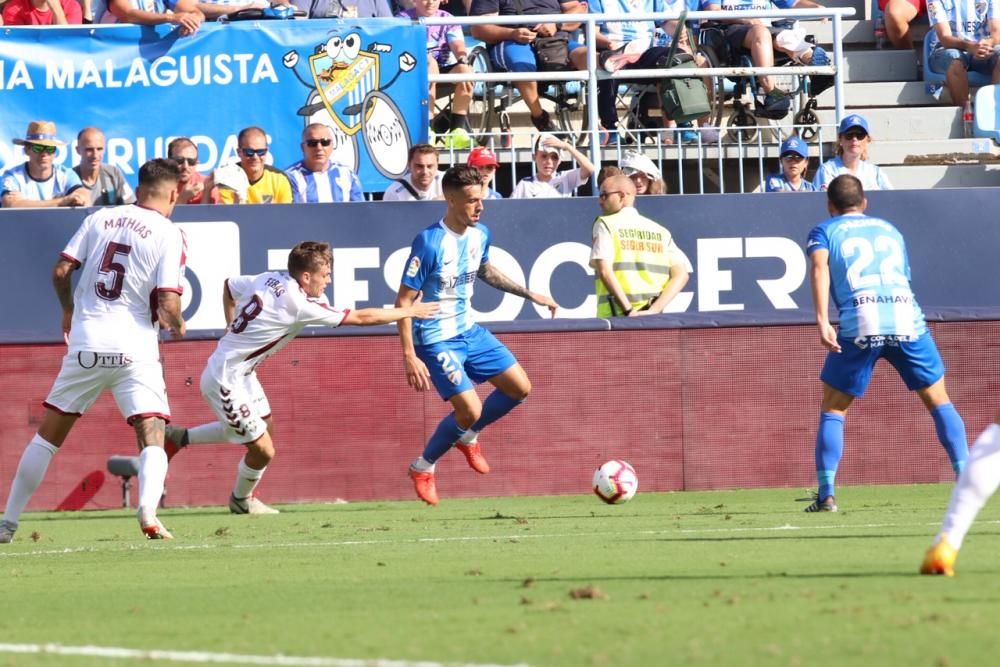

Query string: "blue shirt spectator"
[[1, 121, 88, 209], [286, 124, 364, 203]]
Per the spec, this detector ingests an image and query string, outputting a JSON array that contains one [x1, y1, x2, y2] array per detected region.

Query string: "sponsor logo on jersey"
[[406, 256, 420, 278], [77, 352, 133, 368]]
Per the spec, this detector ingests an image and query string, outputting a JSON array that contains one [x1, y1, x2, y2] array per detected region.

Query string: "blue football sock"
[[421, 413, 467, 465], [815, 412, 845, 500], [471, 390, 524, 433], [931, 403, 968, 476]]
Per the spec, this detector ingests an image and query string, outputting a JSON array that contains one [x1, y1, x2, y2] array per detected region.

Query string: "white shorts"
[[199, 367, 271, 444], [44, 351, 170, 425]]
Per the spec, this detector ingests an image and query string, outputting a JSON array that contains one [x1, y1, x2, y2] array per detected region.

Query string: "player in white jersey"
[[0, 159, 187, 544], [161, 241, 439, 514]]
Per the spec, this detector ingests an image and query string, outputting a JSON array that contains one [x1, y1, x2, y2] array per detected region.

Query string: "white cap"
[[534, 134, 567, 161], [619, 151, 660, 179]]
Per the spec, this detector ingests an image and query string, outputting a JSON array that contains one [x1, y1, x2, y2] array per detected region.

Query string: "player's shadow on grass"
[[649, 532, 948, 542], [490, 571, 922, 583]]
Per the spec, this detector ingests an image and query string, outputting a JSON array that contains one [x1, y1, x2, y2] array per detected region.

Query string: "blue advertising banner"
[[1, 190, 999, 344], [0, 19, 427, 191]]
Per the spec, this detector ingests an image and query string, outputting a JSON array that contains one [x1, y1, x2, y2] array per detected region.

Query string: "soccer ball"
[[592, 460, 638, 504]]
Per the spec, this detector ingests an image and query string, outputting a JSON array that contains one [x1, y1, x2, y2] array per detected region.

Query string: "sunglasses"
[[171, 157, 198, 166], [842, 131, 868, 141], [781, 154, 806, 161], [598, 191, 623, 199], [240, 147, 268, 157], [305, 138, 333, 148], [29, 144, 57, 155]]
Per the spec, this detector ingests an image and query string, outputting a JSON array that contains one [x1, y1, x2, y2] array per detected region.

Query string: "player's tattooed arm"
[[477, 262, 532, 299], [52, 258, 77, 341]]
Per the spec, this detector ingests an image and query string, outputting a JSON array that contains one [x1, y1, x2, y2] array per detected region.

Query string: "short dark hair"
[[167, 137, 197, 158], [407, 143, 437, 163], [288, 241, 333, 279], [238, 126, 267, 147], [827, 174, 865, 212], [138, 158, 182, 189], [442, 165, 483, 194]]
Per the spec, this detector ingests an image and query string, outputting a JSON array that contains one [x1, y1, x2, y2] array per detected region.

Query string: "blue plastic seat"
[[974, 84, 1000, 142]]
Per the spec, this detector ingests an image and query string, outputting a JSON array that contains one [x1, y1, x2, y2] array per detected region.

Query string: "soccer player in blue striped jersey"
[[805, 175, 967, 512], [286, 124, 364, 203], [397, 165, 560, 505]]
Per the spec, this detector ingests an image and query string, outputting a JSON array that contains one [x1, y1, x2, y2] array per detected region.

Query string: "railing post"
[[832, 13, 845, 125], [586, 17, 601, 190]]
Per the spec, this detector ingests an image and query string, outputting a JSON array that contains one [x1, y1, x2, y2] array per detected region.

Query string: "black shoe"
[[531, 110, 559, 133], [755, 89, 791, 120]]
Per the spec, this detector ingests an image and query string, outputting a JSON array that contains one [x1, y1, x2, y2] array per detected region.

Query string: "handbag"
[[658, 12, 711, 124], [511, 0, 572, 71]]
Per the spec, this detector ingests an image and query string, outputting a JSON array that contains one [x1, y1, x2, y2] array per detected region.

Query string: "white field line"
[[0, 643, 530, 667], [4, 519, 999, 560]]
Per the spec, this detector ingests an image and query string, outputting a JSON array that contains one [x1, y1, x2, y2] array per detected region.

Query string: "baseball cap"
[[619, 150, 660, 179], [534, 134, 566, 160], [467, 146, 499, 168], [779, 135, 808, 158], [838, 114, 870, 136]]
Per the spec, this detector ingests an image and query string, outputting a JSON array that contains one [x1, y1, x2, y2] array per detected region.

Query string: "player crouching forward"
[[163, 242, 439, 514], [397, 166, 560, 506]]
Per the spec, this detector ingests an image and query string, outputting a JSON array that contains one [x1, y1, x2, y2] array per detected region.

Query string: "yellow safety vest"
[[594, 208, 675, 318]]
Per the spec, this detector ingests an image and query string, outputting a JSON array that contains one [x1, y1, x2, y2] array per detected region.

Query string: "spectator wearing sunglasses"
[[813, 115, 892, 192], [285, 124, 364, 203], [168, 137, 219, 205], [73, 127, 136, 206], [765, 135, 816, 193], [217, 126, 293, 205], [1, 120, 88, 209]]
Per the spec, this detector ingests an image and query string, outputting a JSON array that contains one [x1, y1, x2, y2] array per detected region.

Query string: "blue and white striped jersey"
[[807, 213, 926, 339], [1, 163, 83, 205], [285, 161, 364, 203], [928, 0, 1000, 50], [400, 219, 491, 346]]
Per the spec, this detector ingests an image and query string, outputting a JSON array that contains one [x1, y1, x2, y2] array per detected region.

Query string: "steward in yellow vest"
[[590, 175, 689, 318]]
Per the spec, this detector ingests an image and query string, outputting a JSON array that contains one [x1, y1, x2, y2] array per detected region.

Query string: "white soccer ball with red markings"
[[592, 460, 638, 504]]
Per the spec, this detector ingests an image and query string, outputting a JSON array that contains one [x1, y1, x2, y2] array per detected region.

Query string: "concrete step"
[[818, 81, 953, 108], [815, 106, 960, 140], [841, 49, 920, 82], [882, 163, 1000, 188], [818, 0, 867, 15], [809, 20, 928, 46], [866, 138, 1000, 165]]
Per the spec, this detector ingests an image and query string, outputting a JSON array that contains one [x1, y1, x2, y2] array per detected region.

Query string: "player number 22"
[[843, 235, 907, 290]]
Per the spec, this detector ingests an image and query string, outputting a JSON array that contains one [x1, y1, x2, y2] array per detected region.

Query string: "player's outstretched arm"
[[395, 285, 432, 391], [342, 297, 439, 327], [809, 249, 841, 353], [477, 262, 560, 318], [158, 292, 187, 340], [52, 258, 78, 343]]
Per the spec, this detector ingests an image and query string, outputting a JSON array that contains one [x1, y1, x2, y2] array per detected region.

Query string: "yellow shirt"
[[219, 166, 293, 204]]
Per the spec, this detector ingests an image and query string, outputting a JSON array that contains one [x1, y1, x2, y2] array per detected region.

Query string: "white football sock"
[[187, 422, 227, 445], [233, 456, 265, 500], [1, 435, 58, 526], [137, 446, 168, 513], [458, 430, 479, 446], [938, 423, 1000, 549], [410, 456, 435, 473]]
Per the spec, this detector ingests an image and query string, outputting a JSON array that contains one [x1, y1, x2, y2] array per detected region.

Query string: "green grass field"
[[2, 484, 999, 667]]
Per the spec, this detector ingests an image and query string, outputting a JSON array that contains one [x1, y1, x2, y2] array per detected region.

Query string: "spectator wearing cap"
[[619, 150, 667, 195], [765, 135, 816, 192], [285, 123, 364, 203], [383, 144, 444, 201], [1, 121, 88, 209], [101, 0, 203, 36], [467, 146, 502, 199], [73, 127, 136, 206], [510, 134, 594, 199], [2, 0, 82, 24], [168, 137, 220, 205], [813, 115, 892, 191], [927, 0, 1000, 110]]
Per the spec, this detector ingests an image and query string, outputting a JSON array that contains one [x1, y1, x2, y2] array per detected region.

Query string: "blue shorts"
[[416, 324, 518, 401], [488, 39, 584, 72], [820, 331, 944, 398], [929, 46, 1000, 76]]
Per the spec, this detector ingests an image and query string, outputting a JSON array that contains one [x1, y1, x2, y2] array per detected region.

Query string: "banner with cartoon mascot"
[[0, 20, 426, 191]]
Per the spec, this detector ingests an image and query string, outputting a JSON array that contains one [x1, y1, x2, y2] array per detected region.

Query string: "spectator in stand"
[[285, 123, 364, 203], [216, 127, 293, 205], [168, 137, 219, 205], [700, 0, 829, 119], [289, 0, 392, 17], [470, 0, 588, 133], [193, 0, 292, 19], [511, 133, 594, 198], [2, 0, 82, 24], [467, 146, 503, 199], [927, 0, 1000, 109], [619, 150, 666, 195], [399, 0, 475, 150], [880, 0, 926, 50], [383, 144, 444, 201], [813, 115, 892, 191], [73, 127, 136, 206], [765, 134, 816, 192], [1, 121, 88, 209], [102, 0, 203, 35]]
